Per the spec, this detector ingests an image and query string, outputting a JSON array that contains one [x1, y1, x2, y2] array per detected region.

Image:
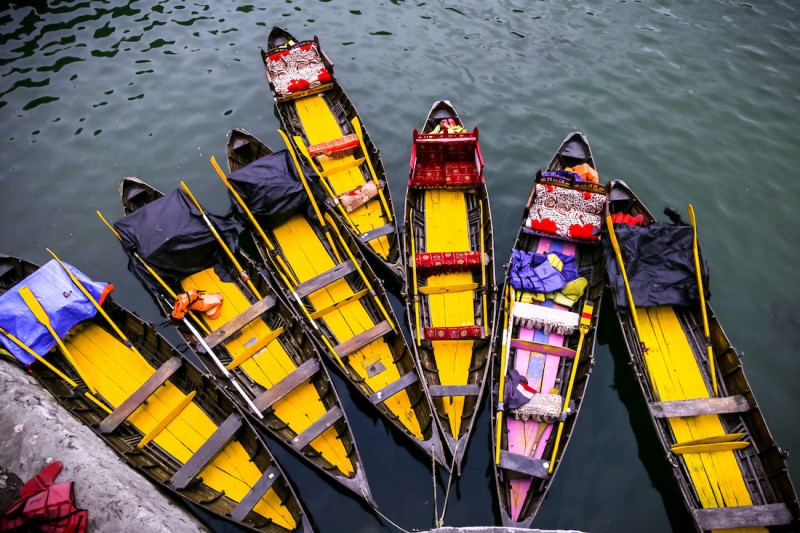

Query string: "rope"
[[372, 506, 413, 533], [431, 443, 439, 527], [436, 439, 460, 527]]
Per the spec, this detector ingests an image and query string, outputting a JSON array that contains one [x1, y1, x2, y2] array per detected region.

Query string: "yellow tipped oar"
[[209, 156, 301, 286], [409, 208, 421, 346], [605, 215, 643, 337], [18, 286, 97, 394], [47, 248, 141, 357], [548, 301, 594, 473], [478, 199, 488, 331], [351, 116, 393, 223], [180, 181, 262, 300], [688, 204, 717, 396], [97, 210, 211, 336], [494, 285, 512, 465], [0, 326, 111, 414], [208, 158, 345, 369]]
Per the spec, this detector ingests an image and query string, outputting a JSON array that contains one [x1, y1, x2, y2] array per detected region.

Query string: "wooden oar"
[[605, 215, 644, 341], [180, 181, 263, 300], [548, 301, 593, 473], [494, 284, 512, 465], [46, 248, 142, 358], [0, 326, 111, 414], [688, 204, 718, 396], [209, 156, 346, 370], [18, 286, 97, 394]]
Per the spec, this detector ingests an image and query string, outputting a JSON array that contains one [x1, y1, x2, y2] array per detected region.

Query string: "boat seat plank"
[[291, 406, 343, 450], [693, 503, 793, 529], [319, 157, 365, 178], [509, 339, 576, 358], [252, 358, 321, 412], [170, 413, 243, 490], [369, 372, 419, 404], [204, 295, 277, 349], [225, 327, 284, 370], [498, 450, 550, 479], [649, 395, 750, 418], [98, 357, 182, 434], [419, 282, 479, 295], [308, 289, 370, 320], [230, 466, 281, 523], [427, 384, 481, 397], [294, 260, 356, 298], [333, 320, 392, 358], [359, 223, 395, 243]]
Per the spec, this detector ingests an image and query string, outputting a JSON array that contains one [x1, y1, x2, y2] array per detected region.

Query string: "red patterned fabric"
[[423, 325, 483, 340], [410, 134, 482, 189], [444, 162, 479, 185], [415, 251, 483, 273], [267, 42, 332, 97], [308, 134, 359, 158]]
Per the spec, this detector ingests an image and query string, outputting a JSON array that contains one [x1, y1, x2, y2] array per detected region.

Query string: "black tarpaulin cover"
[[603, 221, 710, 308], [227, 150, 309, 226], [114, 188, 239, 295]]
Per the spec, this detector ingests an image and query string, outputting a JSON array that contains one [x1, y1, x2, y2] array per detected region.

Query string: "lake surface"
[[1, 1, 799, 531]]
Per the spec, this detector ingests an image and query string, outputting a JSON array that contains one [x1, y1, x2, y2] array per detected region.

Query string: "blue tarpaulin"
[[0, 260, 109, 367]]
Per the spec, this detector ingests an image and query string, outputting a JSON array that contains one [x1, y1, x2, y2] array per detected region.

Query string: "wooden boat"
[[222, 128, 446, 468], [402, 101, 495, 473], [111, 177, 374, 505], [261, 26, 403, 291], [490, 132, 606, 526], [604, 179, 800, 532], [0, 254, 311, 533]]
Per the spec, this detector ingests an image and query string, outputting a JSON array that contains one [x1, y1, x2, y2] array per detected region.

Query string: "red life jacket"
[[1, 462, 88, 532]]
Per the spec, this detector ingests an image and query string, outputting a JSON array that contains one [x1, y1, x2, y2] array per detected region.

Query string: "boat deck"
[[67, 322, 295, 529], [271, 213, 423, 439], [181, 268, 353, 475], [421, 189, 476, 439], [294, 94, 391, 258], [637, 305, 763, 533]]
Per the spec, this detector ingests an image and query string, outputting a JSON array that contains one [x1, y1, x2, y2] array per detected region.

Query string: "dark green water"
[[2, 1, 799, 531]]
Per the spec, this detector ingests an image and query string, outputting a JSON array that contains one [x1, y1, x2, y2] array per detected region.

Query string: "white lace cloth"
[[512, 301, 579, 336]]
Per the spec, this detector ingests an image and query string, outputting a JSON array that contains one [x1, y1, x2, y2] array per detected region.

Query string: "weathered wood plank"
[[99, 357, 182, 434], [204, 295, 276, 349], [170, 413, 242, 489], [369, 371, 419, 404], [510, 339, 575, 358], [498, 450, 550, 479], [427, 384, 481, 397], [693, 503, 793, 529], [290, 406, 343, 450], [649, 395, 750, 418], [359, 223, 395, 243], [333, 320, 392, 358], [230, 466, 280, 523], [294, 260, 356, 298], [252, 358, 320, 412]]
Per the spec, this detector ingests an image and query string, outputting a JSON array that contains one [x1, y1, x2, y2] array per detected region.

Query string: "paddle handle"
[[605, 216, 643, 336], [688, 205, 718, 396], [494, 285, 511, 465]]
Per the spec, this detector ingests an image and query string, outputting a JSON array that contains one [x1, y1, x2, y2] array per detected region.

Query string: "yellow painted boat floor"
[[637, 306, 763, 533], [272, 213, 423, 439], [181, 269, 353, 476], [294, 94, 390, 258], [422, 189, 476, 438], [64, 323, 294, 529]]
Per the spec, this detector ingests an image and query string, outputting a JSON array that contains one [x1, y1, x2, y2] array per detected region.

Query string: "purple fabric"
[[509, 249, 578, 293]]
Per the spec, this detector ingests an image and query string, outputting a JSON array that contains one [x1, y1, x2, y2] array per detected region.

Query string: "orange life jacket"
[[171, 289, 224, 320]]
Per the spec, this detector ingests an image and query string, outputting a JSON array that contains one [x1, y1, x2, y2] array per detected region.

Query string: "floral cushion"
[[267, 43, 332, 97], [423, 325, 483, 340], [415, 251, 483, 274], [526, 184, 605, 241]]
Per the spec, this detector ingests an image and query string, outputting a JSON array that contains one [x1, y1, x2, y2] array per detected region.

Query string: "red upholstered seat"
[[423, 325, 483, 340], [415, 251, 483, 274], [308, 134, 359, 158], [409, 130, 484, 189]]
